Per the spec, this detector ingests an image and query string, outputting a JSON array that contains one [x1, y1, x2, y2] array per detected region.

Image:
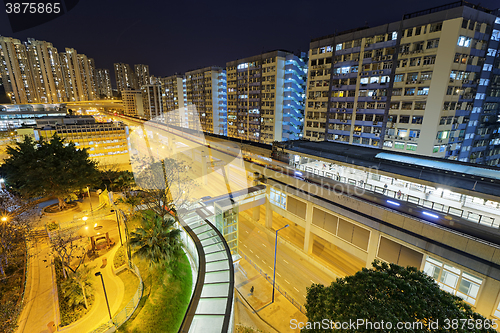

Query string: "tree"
[[129, 212, 181, 267], [0, 190, 38, 277], [99, 168, 135, 193], [134, 157, 196, 220], [2, 135, 100, 210], [50, 231, 86, 279], [60, 264, 94, 309], [304, 260, 496, 333]]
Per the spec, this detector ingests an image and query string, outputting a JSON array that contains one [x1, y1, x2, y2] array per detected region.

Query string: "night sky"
[[1, 0, 499, 85]]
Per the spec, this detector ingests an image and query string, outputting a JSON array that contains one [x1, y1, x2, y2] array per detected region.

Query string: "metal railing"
[[241, 252, 306, 314], [301, 165, 499, 228], [370, 185, 498, 228]]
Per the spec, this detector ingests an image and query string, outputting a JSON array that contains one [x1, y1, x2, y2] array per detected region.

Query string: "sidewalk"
[[16, 195, 125, 333], [15, 230, 59, 333], [234, 258, 307, 333], [59, 245, 125, 332]]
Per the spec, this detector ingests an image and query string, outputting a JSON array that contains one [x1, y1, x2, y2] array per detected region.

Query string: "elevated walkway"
[[178, 209, 235, 333]]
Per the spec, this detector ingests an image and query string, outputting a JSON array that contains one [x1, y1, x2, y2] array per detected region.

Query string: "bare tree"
[[134, 157, 197, 220], [50, 230, 86, 279]]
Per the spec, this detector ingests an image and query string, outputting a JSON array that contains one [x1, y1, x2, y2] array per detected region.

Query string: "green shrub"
[[47, 222, 59, 231], [54, 258, 94, 326], [114, 245, 127, 268]]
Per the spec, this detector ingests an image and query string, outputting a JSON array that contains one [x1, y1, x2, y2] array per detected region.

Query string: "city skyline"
[[1, 0, 499, 80]]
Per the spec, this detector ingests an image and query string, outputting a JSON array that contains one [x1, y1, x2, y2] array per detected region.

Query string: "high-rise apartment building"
[[1, 36, 101, 104], [305, 2, 500, 166], [25, 38, 66, 103], [226, 50, 306, 144], [159, 74, 189, 127], [122, 89, 144, 117], [86, 58, 98, 100], [96, 68, 112, 98], [134, 64, 150, 87], [0, 37, 37, 104], [141, 84, 163, 120], [185, 66, 227, 135], [114, 63, 137, 92], [59, 48, 97, 102], [160, 74, 185, 113]]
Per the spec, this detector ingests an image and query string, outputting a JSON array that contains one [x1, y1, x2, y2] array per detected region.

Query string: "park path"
[[15, 195, 127, 333]]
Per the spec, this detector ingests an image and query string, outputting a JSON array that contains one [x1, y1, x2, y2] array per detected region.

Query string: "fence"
[[370, 185, 498, 228], [88, 262, 143, 333], [300, 164, 498, 228], [241, 252, 306, 314]]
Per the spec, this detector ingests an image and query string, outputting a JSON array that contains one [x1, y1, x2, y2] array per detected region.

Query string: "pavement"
[[16, 195, 127, 333], [234, 258, 307, 333]]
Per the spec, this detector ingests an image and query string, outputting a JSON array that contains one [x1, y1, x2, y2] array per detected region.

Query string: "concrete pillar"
[[253, 205, 260, 221], [303, 202, 314, 254], [474, 278, 500, 318], [365, 230, 380, 269], [265, 198, 273, 229]]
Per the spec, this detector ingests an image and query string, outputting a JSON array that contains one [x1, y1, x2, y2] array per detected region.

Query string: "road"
[[238, 211, 336, 306]]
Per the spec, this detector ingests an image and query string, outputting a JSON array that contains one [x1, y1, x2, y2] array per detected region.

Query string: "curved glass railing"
[[178, 210, 234, 333]]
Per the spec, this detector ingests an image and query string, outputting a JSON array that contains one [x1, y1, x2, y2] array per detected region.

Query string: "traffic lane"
[[239, 213, 334, 288], [239, 215, 335, 304]]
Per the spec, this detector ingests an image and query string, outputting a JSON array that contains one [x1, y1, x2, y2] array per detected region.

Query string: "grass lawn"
[[117, 252, 192, 333], [116, 269, 139, 310]]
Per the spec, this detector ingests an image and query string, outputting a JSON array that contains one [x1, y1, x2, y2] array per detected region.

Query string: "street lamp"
[[110, 209, 123, 246], [272, 224, 289, 304], [86, 186, 93, 216], [94, 272, 112, 320]]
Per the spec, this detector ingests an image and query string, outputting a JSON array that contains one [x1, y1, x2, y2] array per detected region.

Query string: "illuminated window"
[[494, 300, 500, 318], [394, 141, 404, 149], [269, 188, 286, 209], [406, 143, 417, 151], [457, 36, 472, 47], [417, 87, 429, 95], [424, 256, 482, 306]]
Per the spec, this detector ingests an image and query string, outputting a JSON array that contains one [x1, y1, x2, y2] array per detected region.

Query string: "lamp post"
[[272, 224, 289, 303], [87, 186, 93, 216], [94, 272, 112, 320], [110, 209, 123, 246]]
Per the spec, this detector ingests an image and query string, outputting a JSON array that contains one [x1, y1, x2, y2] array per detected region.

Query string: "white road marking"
[[283, 259, 289, 264], [303, 295, 306, 298], [294, 287, 299, 292], [245, 231, 249, 234], [255, 255, 259, 259], [277, 272, 281, 277], [249, 249, 253, 253], [285, 279, 290, 284], [261, 243, 266, 247], [243, 244, 247, 248], [310, 280, 315, 284], [262, 260, 265, 264], [268, 266, 273, 270]]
